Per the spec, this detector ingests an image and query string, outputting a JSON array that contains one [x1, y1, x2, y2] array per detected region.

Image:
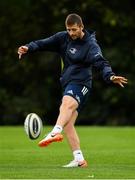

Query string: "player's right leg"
[[38, 95, 78, 147]]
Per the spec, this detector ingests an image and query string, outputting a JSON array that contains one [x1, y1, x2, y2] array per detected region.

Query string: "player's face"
[[66, 23, 84, 40]]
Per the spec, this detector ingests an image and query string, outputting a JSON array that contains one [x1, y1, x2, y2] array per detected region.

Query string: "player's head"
[[65, 13, 84, 40]]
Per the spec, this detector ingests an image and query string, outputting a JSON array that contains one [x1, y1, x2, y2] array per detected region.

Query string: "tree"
[[0, 0, 134, 125]]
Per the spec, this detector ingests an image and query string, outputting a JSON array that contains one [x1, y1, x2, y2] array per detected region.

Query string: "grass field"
[[0, 126, 135, 179]]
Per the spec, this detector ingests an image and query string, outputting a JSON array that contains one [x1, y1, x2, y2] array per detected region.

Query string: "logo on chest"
[[69, 48, 77, 54]]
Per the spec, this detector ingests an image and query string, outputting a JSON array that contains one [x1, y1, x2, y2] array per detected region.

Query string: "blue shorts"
[[63, 83, 90, 112]]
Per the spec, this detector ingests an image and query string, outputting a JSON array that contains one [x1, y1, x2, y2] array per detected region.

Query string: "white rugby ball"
[[24, 113, 43, 140]]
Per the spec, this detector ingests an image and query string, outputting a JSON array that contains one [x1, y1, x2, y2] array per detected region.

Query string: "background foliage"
[[0, 0, 134, 125]]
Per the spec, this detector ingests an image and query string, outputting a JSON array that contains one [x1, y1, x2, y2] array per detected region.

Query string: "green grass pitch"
[[0, 126, 135, 179]]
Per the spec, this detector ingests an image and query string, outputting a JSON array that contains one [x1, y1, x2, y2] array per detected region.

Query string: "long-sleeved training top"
[[26, 30, 115, 88]]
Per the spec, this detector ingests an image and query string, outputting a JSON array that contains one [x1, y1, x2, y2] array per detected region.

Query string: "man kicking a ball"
[[18, 13, 128, 168]]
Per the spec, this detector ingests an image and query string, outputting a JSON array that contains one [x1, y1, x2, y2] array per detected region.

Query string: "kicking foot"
[[62, 159, 88, 168], [38, 133, 63, 147]]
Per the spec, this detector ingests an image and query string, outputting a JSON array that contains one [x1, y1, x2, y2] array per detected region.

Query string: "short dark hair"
[[65, 13, 83, 26]]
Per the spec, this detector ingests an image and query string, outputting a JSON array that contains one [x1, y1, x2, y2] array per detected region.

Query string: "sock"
[[73, 150, 84, 161], [51, 125, 63, 134]]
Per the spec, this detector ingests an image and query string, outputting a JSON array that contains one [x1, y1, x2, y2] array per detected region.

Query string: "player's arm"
[[92, 56, 128, 87], [18, 32, 62, 59], [18, 46, 28, 59], [89, 33, 128, 87], [109, 75, 128, 87]]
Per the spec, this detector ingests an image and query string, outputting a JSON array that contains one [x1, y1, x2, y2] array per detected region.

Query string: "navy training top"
[[26, 30, 115, 88]]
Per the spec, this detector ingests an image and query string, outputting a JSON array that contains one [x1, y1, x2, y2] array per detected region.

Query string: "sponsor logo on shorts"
[[76, 95, 80, 103], [94, 52, 102, 57], [67, 90, 73, 95], [81, 86, 88, 96]]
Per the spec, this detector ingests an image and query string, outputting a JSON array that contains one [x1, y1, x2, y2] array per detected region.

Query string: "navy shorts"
[[63, 83, 90, 112]]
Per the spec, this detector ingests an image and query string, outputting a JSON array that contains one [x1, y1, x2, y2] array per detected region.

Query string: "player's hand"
[[18, 46, 28, 59], [110, 75, 128, 88]]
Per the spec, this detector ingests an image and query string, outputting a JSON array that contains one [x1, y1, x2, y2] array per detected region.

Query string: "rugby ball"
[[24, 113, 43, 140]]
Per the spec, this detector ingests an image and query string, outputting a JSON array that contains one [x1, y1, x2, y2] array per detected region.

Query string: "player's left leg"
[[64, 110, 79, 151], [63, 110, 88, 167]]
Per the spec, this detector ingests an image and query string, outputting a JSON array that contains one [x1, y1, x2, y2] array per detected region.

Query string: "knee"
[[64, 122, 74, 135], [60, 101, 73, 112], [60, 96, 78, 113], [64, 120, 73, 130]]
